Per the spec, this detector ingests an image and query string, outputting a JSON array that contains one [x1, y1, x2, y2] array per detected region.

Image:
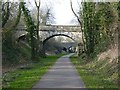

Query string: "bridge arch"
[[43, 34, 76, 45]]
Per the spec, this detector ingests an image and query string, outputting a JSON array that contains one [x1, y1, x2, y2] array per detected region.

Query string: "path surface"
[[32, 53, 86, 89]]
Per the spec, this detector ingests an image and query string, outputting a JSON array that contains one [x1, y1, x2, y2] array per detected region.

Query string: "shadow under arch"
[[42, 34, 78, 56], [43, 34, 76, 45]]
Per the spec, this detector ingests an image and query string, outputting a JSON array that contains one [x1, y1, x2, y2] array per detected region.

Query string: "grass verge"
[[2, 54, 66, 89], [70, 55, 118, 90]]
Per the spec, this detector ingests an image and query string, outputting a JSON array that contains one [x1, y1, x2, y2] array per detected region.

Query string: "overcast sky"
[[7, 0, 118, 25], [49, 0, 80, 25], [24, 0, 80, 25]]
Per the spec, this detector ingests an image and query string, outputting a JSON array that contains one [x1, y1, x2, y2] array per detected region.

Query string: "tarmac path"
[[32, 53, 86, 89]]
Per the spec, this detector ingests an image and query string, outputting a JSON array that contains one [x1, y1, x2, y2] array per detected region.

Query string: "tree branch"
[[34, 0, 37, 7], [70, 0, 82, 27], [70, 0, 86, 52], [34, 0, 40, 7], [2, 2, 10, 28]]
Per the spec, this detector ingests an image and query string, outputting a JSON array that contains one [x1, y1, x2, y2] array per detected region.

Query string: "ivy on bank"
[[20, 2, 37, 60]]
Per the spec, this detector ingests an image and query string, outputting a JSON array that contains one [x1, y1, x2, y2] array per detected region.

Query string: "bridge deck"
[[39, 25, 81, 32], [16, 25, 81, 32]]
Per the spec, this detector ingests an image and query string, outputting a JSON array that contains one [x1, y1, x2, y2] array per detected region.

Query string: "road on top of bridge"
[[32, 53, 86, 89]]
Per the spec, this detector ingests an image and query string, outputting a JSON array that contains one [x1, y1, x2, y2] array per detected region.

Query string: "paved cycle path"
[[32, 53, 86, 89]]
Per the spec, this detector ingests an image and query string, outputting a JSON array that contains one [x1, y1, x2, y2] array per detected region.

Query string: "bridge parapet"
[[39, 25, 81, 32], [16, 25, 81, 32]]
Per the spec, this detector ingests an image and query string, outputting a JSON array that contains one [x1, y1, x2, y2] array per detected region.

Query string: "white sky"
[[7, 0, 81, 25], [7, 0, 118, 25], [50, 0, 80, 25], [26, 0, 119, 25], [27, 0, 81, 25]]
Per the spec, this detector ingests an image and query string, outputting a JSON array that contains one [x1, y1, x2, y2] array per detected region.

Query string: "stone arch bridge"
[[15, 25, 83, 55]]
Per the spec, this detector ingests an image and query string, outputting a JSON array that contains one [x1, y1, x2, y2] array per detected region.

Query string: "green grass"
[[2, 54, 65, 89], [70, 55, 118, 89]]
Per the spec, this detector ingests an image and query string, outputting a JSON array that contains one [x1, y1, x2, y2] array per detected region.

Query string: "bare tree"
[[40, 6, 55, 25], [70, 0, 86, 53], [2, 2, 10, 28], [34, 0, 40, 40]]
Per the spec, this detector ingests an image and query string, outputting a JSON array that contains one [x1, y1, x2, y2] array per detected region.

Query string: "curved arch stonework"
[[43, 34, 76, 45], [15, 25, 82, 43], [39, 25, 82, 44]]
